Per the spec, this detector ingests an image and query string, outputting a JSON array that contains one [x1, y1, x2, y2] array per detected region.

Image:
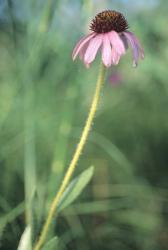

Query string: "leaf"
[[41, 237, 59, 250], [17, 226, 31, 250], [58, 166, 94, 212], [31, 190, 43, 244]]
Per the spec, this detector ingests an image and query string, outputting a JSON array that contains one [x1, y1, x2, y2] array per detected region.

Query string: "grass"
[[0, 0, 168, 249]]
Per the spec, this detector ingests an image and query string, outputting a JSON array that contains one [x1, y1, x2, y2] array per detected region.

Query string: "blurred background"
[[0, 0, 168, 249]]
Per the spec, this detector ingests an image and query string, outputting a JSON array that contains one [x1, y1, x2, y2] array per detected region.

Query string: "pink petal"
[[72, 32, 95, 61], [102, 34, 112, 67], [123, 31, 140, 67], [108, 31, 125, 55], [127, 31, 145, 59], [79, 44, 91, 68], [120, 34, 128, 50], [111, 48, 120, 65], [78, 43, 91, 68], [79, 42, 90, 60], [84, 34, 103, 65], [78, 41, 91, 68]]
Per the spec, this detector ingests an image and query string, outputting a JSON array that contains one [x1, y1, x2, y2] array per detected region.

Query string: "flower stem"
[[33, 63, 106, 250]]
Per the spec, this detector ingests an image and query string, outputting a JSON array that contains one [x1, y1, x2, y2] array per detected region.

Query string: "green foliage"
[[41, 236, 65, 250], [41, 237, 58, 250], [58, 166, 94, 212], [0, 0, 168, 250]]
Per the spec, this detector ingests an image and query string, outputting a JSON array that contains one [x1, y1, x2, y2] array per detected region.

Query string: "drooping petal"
[[123, 31, 140, 67], [120, 34, 128, 50], [84, 34, 103, 65], [79, 41, 90, 60], [102, 34, 112, 67], [80, 44, 90, 68], [72, 32, 96, 61], [127, 31, 145, 59], [108, 31, 125, 55], [111, 48, 120, 65]]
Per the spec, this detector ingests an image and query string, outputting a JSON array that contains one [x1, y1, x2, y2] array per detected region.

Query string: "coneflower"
[[34, 10, 144, 250], [72, 10, 144, 67]]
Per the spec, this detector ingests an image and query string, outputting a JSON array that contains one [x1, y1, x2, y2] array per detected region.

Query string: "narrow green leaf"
[[41, 237, 59, 250], [58, 166, 94, 212], [31, 190, 44, 244]]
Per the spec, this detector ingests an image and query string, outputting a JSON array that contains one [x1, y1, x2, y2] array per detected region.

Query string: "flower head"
[[72, 10, 144, 68]]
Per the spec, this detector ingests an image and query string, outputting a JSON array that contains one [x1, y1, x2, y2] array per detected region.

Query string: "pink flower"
[[72, 10, 144, 68], [109, 71, 123, 85]]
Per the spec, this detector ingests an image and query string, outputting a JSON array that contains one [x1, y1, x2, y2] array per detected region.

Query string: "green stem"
[[38, 0, 54, 33], [33, 63, 106, 250], [24, 79, 36, 226]]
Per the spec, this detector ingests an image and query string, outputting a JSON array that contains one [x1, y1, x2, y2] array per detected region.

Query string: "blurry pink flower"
[[72, 10, 144, 68], [109, 72, 123, 85]]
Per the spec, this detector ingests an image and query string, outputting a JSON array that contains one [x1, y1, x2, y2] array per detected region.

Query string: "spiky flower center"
[[90, 10, 128, 33]]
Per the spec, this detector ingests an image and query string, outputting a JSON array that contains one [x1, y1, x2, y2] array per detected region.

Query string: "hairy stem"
[[34, 63, 106, 250]]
